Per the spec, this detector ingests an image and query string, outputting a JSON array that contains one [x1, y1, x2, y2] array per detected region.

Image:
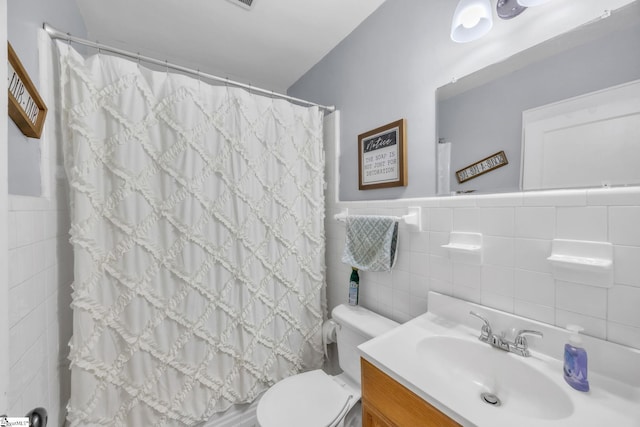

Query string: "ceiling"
[[75, 0, 387, 93]]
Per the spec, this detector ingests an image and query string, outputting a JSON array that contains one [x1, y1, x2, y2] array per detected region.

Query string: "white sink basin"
[[358, 292, 640, 427], [416, 336, 574, 420]]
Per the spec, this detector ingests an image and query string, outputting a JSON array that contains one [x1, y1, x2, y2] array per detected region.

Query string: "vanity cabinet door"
[[361, 358, 461, 427], [363, 402, 394, 427]]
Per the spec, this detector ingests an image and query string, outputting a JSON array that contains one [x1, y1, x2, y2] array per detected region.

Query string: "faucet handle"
[[469, 311, 492, 340], [514, 329, 543, 349]]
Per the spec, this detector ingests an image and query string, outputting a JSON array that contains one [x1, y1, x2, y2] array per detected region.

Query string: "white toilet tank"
[[331, 305, 399, 385]]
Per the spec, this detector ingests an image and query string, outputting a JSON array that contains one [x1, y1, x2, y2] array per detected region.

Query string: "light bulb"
[[460, 5, 484, 28], [450, 0, 493, 43]]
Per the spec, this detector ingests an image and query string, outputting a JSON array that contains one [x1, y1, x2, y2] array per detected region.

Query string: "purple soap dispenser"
[[563, 325, 589, 392]]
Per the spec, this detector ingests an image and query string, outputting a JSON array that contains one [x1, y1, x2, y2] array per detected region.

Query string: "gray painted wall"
[[288, 0, 638, 201], [439, 22, 640, 194], [288, 0, 441, 201], [8, 0, 86, 196]]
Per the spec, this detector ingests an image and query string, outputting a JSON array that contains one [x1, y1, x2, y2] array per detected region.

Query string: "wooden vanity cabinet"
[[361, 358, 461, 427]]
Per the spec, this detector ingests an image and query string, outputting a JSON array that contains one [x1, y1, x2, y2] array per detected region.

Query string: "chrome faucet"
[[469, 311, 493, 342], [511, 329, 544, 357], [469, 311, 543, 357]]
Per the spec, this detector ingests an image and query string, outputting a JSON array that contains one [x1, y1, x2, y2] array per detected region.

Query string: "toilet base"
[[340, 401, 362, 427]]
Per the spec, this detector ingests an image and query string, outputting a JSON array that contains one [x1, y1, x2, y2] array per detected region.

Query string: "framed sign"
[[456, 150, 508, 183], [358, 119, 407, 190], [7, 42, 47, 139]]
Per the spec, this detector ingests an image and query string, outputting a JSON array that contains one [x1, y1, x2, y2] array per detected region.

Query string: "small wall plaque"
[[456, 151, 508, 183], [7, 42, 47, 139], [358, 119, 407, 190]]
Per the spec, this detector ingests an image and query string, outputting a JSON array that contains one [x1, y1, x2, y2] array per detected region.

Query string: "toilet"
[[256, 304, 399, 427]]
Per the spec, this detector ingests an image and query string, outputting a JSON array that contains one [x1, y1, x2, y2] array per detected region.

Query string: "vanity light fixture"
[[452, 0, 554, 42], [496, 0, 527, 20], [450, 0, 494, 43]]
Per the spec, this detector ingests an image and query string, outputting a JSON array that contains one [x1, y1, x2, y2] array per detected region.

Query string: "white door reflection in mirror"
[[521, 79, 640, 190]]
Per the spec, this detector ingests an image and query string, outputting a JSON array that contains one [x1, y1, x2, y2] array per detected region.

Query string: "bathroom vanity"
[[358, 292, 640, 427], [361, 358, 460, 427]]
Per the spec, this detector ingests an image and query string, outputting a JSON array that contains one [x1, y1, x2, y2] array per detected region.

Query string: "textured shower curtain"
[[56, 42, 326, 426]]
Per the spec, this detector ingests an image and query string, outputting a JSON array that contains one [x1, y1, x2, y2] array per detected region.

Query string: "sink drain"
[[480, 392, 502, 406]]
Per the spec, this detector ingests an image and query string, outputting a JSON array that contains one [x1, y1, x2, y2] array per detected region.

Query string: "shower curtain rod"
[[43, 23, 336, 113]]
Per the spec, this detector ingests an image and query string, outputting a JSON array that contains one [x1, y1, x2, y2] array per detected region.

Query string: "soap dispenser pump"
[[563, 325, 589, 392]]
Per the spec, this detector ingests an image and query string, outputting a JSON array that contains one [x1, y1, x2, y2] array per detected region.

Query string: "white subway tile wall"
[[7, 193, 73, 425], [556, 206, 608, 241], [556, 281, 607, 319], [614, 245, 640, 286], [479, 207, 515, 237], [326, 187, 640, 351], [515, 207, 556, 239], [609, 207, 640, 246], [608, 285, 640, 327]]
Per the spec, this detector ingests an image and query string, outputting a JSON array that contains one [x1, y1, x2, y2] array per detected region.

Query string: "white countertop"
[[358, 293, 640, 427]]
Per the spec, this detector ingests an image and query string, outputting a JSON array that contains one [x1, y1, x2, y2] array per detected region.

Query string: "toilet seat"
[[257, 370, 360, 427]]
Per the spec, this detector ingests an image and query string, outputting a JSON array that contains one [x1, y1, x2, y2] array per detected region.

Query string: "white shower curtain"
[[57, 42, 326, 426]]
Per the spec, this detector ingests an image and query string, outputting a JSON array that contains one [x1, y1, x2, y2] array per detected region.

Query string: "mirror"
[[436, 4, 640, 194]]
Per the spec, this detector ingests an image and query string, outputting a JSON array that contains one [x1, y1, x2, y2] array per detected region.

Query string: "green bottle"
[[348, 267, 359, 306]]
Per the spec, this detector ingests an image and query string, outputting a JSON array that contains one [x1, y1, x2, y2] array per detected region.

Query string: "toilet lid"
[[257, 370, 355, 427]]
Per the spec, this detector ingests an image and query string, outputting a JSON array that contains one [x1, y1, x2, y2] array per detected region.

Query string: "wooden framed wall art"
[[456, 150, 508, 183], [7, 42, 47, 139], [358, 119, 407, 190]]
